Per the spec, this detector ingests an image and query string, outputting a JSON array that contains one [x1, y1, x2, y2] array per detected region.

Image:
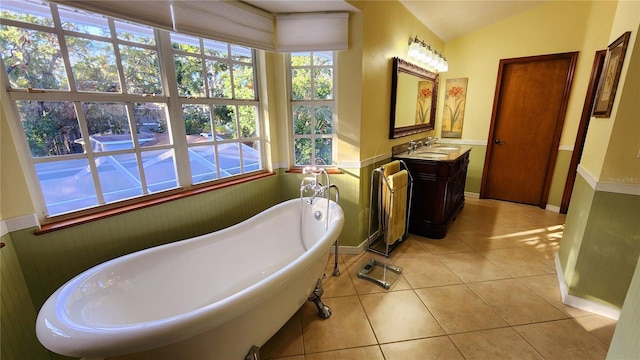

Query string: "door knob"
[[494, 139, 507, 145]]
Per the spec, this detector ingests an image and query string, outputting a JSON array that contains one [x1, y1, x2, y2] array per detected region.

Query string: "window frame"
[[287, 51, 337, 169], [1, 1, 267, 224]]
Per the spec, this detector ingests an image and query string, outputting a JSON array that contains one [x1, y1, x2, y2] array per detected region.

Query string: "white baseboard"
[[546, 204, 561, 213], [554, 254, 621, 320], [329, 238, 368, 255], [465, 192, 480, 199]]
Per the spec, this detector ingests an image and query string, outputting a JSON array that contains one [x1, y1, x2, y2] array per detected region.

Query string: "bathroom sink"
[[414, 152, 449, 159], [395, 151, 450, 160], [415, 147, 453, 154], [393, 144, 471, 162], [431, 145, 460, 151]]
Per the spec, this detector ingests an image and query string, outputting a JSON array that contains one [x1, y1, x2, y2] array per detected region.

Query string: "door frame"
[[480, 52, 579, 208], [560, 50, 606, 213]]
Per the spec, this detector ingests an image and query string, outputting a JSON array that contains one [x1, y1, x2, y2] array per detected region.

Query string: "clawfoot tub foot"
[[245, 345, 261, 360], [308, 278, 332, 319]]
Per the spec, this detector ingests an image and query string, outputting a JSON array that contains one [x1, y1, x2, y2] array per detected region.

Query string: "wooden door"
[[481, 52, 578, 207]]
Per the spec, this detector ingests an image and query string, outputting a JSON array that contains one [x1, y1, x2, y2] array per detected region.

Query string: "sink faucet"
[[408, 140, 423, 153], [425, 136, 439, 148]]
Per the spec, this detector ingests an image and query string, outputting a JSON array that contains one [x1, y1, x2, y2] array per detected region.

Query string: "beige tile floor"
[[261, 198, 618, 359]]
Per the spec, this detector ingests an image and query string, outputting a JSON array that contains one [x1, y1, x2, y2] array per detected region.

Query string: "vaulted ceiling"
[[244, 0, 548, 41]]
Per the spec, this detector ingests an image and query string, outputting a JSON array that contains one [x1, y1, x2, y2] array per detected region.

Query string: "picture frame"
[[592, 31, 631, 118], [442, 78, 468, 138]]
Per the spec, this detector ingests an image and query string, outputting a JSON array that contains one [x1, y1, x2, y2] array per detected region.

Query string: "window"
[[289, 51, 336, 166], [1, 1, 264, 218], [171, 34, 261, 183]]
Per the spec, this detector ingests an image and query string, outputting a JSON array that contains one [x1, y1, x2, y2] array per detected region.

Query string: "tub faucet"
[[301, 166, 329, 204], [301, 179, 325, 204]]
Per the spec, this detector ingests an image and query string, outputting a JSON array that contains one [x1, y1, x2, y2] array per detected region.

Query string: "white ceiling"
[[244, 0, 547, 42], [399, 0, 548, 41]]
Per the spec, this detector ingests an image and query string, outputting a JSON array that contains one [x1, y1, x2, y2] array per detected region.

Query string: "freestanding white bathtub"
[[36, 198, 344, 359]]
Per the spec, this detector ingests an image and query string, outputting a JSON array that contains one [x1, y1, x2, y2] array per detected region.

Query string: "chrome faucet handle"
[[302, 166, 319, 174], [408, 140, 422, 153], [302, 166, 329, 189]]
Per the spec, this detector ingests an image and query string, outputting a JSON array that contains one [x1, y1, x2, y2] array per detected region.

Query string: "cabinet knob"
[[494, 139, 507, 145]]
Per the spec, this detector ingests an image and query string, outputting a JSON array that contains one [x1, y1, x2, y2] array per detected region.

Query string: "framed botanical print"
[[593, 31, 631, 118], [442, 78, 468, 138]]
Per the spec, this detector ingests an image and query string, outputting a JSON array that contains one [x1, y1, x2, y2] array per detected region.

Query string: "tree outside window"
[[290, 51, 335, 166]]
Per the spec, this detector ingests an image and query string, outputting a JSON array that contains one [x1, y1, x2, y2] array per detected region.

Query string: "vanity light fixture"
[[407, 36, 448, 72]]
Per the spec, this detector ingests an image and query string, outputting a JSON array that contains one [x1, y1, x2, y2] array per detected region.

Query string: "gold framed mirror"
[[389, 57, 438, 139]]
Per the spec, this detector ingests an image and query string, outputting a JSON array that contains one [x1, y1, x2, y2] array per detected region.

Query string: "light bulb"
[[429, 53, 439, 67], [408, 42, 420, 59], [424, 46, 434, 63], [419, 46, 429, 62]]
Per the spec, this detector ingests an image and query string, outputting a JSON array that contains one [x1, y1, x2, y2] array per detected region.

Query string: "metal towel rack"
[[366, 160, 413, 257]]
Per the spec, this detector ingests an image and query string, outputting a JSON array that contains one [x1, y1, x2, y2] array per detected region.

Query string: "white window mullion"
[[73, 101, 106, 205], [200, 38, 210, 98], [311, 108, 317, 164], [208, 105, 222, 179], [49, 3, 77, 92], [109, 19, 128, 94], [157, 30, 191, 188], [234, 104, 245, 172], [124, 102, 150, 195], [227, 44, 237, 99]]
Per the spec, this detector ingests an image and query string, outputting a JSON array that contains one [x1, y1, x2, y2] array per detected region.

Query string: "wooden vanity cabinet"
[[395, 149, 470, 239]]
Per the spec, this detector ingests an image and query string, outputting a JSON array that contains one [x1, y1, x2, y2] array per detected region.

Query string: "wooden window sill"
[[36, 171, 275, 235], [286, 168, 342, 175]]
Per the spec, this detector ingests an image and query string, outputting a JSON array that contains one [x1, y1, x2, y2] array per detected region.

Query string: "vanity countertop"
[[393, 144, 472, 162]]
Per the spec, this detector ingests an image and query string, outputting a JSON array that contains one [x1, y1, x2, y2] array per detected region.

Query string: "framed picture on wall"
[[442, 78, 468, 138], [592, 31, 631, 118]]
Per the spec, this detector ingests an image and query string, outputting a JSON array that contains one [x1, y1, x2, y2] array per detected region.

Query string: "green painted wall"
[[1, 233, 50, 360], [465, 145, 486, 194], [559, 174, 640, 308], [571, 189, 640, 307], [558, 175, 595, 283]]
